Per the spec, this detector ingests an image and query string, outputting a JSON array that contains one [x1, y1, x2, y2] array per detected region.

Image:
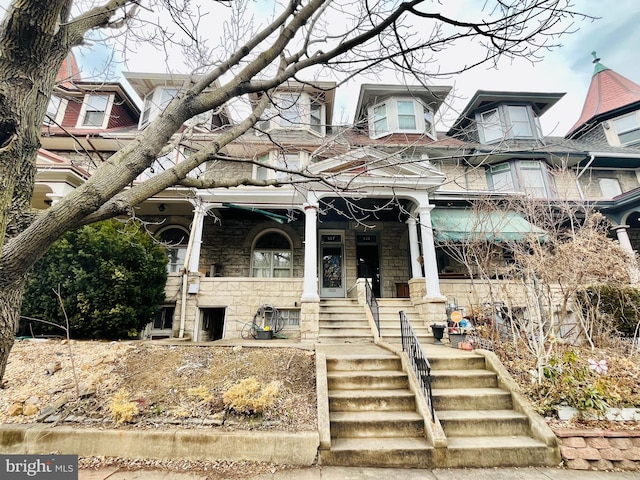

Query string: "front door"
[[356, 233, 381, 297], [320, 231, 345, 298]]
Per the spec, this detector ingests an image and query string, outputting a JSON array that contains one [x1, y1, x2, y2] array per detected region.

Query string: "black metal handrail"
[[365, 278, 380, 335], [400, 310, 435, 421]]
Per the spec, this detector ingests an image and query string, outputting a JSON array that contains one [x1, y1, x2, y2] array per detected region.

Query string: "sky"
[[3, 1, 639, 138]]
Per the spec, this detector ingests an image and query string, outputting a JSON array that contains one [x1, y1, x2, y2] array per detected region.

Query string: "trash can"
[[431, 324, 446, 344]]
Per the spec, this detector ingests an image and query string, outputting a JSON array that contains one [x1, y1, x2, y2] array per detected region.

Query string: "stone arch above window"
[[157, 226, 189, 273], [243, 222, 303, 249]]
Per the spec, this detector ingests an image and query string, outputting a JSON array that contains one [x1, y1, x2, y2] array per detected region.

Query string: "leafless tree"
[[0, 0, 591, 379]]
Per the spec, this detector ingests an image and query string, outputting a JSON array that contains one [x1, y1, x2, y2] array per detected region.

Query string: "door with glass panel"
[[319, 231, 345, 298]]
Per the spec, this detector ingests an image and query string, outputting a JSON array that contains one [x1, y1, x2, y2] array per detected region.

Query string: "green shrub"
[[577, 285, 640, 338], [21, 219, 167, 339]]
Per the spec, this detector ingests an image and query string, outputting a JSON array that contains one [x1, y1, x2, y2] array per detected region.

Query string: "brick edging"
[[553, 428, 640, 471]]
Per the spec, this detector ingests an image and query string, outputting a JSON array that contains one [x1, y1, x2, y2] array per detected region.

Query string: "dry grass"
[[0, 339, 317, 431]]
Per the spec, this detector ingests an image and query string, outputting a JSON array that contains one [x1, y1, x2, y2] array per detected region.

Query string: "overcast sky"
[[3, 1, 637, 138]]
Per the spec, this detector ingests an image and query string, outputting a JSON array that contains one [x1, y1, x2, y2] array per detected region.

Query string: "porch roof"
[[430, 208, 547, 242]]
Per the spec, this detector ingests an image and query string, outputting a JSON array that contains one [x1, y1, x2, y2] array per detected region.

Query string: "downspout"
[[178, 202, 202, 338], [575, 154, 594, 200]]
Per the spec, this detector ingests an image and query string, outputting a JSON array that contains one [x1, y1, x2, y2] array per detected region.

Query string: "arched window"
[[157, 226, 189, 273], [252, 231, 292, 278]]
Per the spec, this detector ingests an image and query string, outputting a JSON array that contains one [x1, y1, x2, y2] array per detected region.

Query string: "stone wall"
[[199, 218, 305, 277], [555, 428, 640, 471], [192, 277, 305, 340]]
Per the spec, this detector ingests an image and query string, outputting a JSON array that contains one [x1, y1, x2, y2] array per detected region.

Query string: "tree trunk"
[[0, 276, 25, 380]]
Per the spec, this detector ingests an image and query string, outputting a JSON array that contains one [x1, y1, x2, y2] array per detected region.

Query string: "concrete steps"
[[429, 350, 558, 467], [318, 299, 373, 344], [320, 351, 434, 468], [375, 299, 434, 344]]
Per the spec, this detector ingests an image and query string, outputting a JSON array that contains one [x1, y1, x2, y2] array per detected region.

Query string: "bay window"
[[488, 160, 555, 198], [477, 104, 541, 144], [368, 97, 436, 139]]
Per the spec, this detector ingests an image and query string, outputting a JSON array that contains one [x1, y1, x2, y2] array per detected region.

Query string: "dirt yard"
[[0, 339, 317, 478]]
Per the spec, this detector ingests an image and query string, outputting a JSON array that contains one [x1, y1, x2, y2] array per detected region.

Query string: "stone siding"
[[199, 218, 305, 277], [181, 277, 305, 340], [555, 428, 640, 471]]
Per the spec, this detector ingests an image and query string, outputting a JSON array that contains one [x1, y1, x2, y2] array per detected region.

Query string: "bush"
[[222, 377, 281, 415], [21, 219, 168, 339], [577, 285, 640, 338], [108, 389, 139, 425]]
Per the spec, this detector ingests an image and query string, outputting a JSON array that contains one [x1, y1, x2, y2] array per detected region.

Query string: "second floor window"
[[488, 160, 555, 198], [255, 151, 306, 181], [140, 87, 179, 128]]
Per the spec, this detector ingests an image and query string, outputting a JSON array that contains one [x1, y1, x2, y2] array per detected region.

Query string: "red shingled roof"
[[56, 52, 81, 87], [568, 62, 640, 137]]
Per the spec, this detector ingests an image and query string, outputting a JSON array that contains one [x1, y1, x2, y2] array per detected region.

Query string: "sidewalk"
[[79, 465, 640, 479]]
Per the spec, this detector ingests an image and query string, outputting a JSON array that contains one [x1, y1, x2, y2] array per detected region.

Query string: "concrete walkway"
[[79, 465, 640, 479]]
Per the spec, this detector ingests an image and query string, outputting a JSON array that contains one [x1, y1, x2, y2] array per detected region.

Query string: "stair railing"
[[365, 278, 380, 335], [399, 310, 435, 421]]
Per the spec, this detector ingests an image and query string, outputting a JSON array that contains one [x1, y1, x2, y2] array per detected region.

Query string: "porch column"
[[187, 203, 207, 273], [407, 217, 422, 278], [613, 225, 635, 256], [301, 202, 320, 302], [613, 225, 640, 283], [417, 206, 443, 299]]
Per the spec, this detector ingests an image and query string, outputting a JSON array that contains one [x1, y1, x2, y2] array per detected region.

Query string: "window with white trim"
[[257, 92, 326, 136], [79, 93, 112, 128], [157, 226, 189, 273], [251, 231, 292, 278], [139, 87, 179, 129], [397, 100, 417, 129], [368, 97, 436, 139], [613, 112, 640, 146], [488, 160, 555, 198], [255, 151, 307, 181], [44, 96, 64, 126]]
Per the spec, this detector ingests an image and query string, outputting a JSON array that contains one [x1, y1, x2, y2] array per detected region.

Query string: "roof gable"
[[308, 147, 445, 189]]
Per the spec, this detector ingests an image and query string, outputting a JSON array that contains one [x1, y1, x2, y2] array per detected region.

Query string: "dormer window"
[[258, 92, 326, 136], [44, 95, 65, 126], [140, 87, 178, 129], [368, 97, 435, 139], [477, 105, 541, 143], [78, 93, 113, 128], [612, 112, 640, 146]]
